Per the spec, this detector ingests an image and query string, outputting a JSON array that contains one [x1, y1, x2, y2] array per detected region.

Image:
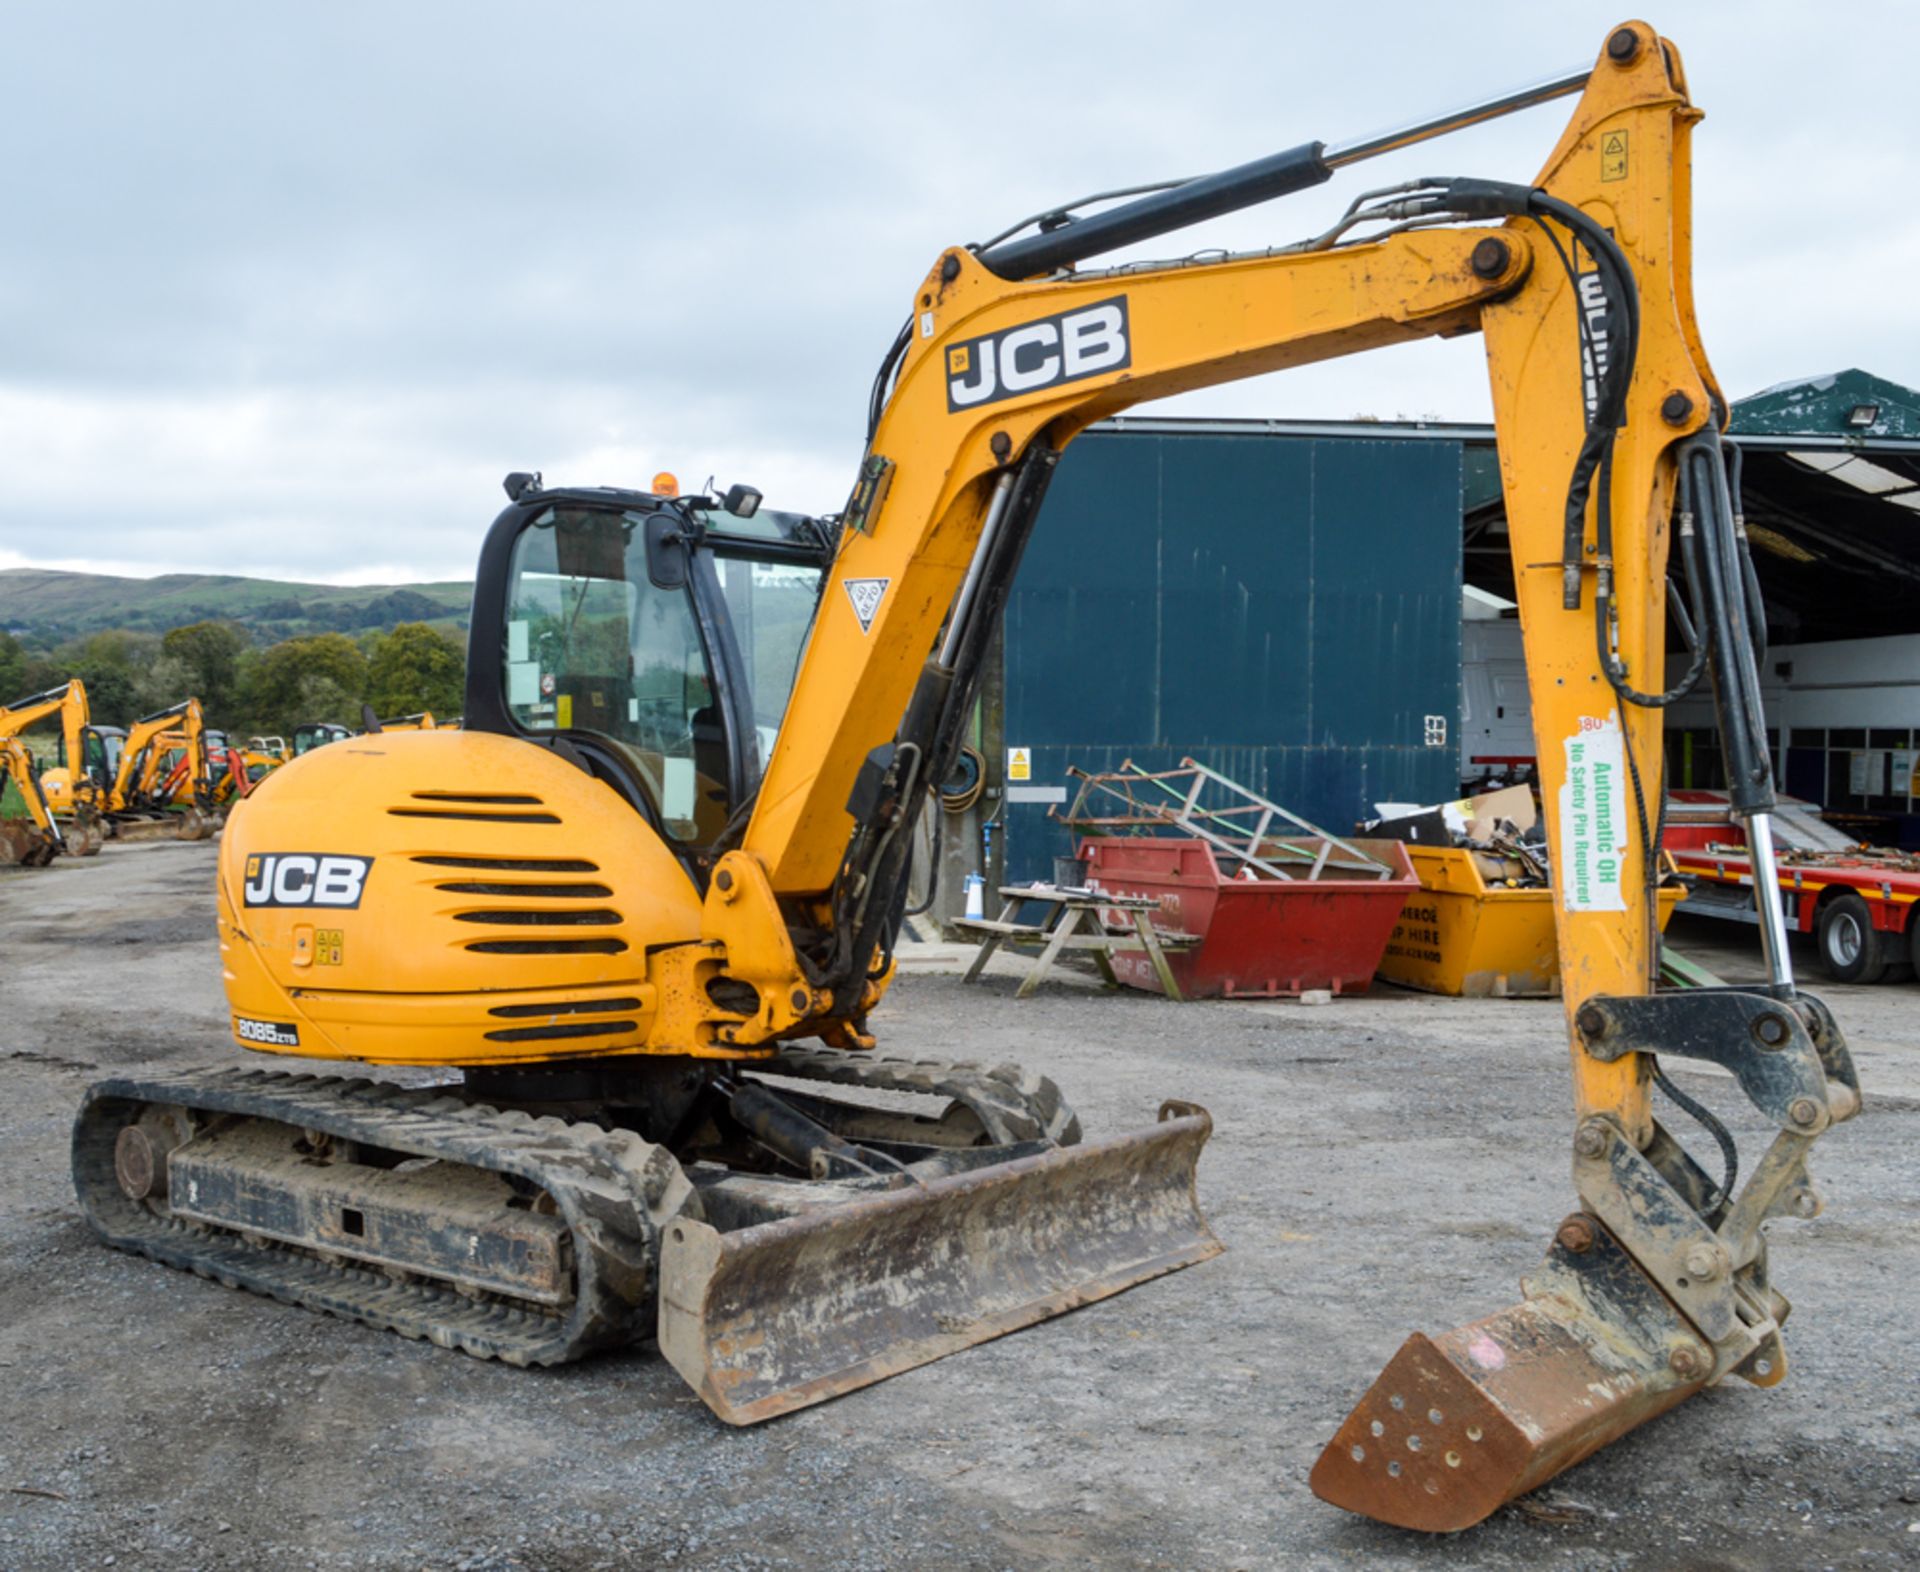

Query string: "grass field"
[[0, 566, 471, 643]]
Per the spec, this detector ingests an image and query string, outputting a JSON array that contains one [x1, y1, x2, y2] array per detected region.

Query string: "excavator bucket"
[[659, 1105, 1221, 1424], [1310, 1219, 1708, 1532], [0, 819, 57, 866]]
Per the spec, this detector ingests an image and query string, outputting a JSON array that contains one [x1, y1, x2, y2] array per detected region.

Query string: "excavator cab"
[[86, 727, 121, 794], [467, 487, 835, 858], [291, 723, 352, 756], [52, 725, 125, 805], [39, 731, 118, 847]]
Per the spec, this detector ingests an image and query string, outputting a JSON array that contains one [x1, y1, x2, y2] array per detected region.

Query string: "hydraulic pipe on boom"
[[974, 62, 1593, 281]]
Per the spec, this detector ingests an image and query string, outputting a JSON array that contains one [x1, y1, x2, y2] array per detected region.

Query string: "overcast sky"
[[0, 1, 1913, 586]]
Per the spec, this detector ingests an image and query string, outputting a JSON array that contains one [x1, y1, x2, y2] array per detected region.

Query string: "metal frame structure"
[[1055, 756, 1397, 882]]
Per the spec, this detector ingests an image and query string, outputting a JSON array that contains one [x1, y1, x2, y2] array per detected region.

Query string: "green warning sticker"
[[1560, 712, 1629, 912]]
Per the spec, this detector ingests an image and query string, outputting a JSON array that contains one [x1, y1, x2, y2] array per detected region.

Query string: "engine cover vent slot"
[[465, 939, 629, 955], [436, 881, 614, 899], [412, 855, 600, 873], [409, 791, 546, 805], [453, 909, 621, 927], [482, 1019, 640, 1044], [389, 808, 561, 824], [488, 998, 642, 1018]]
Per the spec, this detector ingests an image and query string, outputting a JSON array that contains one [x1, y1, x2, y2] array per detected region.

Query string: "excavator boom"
[[686, 17, 1856, 1524]]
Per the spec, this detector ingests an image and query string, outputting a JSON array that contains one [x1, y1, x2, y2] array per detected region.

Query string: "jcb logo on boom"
[[242, 853, 373, 909], [945, 296, 1131, 412]]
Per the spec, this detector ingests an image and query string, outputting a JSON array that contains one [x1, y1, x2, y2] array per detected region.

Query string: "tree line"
[[0, 619, 466, 736], [14, 586, 457, 648]]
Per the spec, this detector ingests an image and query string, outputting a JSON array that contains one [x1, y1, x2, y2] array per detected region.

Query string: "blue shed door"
[[1000, 430, 1463, 882]]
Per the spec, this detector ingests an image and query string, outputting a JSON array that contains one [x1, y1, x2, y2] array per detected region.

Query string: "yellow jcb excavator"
[[74, 21, 1856, 1531], [152, 725, 260, 816], [0, 736, 65, 866], [291, 721, 353, 755], [0, 680, 105, 856], [82, 700, 218, 842]]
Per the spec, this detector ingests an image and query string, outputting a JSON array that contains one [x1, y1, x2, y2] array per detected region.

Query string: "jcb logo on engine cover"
[[242, 853, 373, 909], [945, 296, 1131, 411]]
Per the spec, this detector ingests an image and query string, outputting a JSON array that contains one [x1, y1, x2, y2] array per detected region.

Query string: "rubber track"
[[74, 1052, 1080, 1365], [765, 1047, 1083, 1147], [73, 1067, 681, 1366]]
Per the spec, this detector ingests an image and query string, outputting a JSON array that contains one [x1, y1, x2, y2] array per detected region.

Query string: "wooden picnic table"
[[952, 883, 1197, 1001]]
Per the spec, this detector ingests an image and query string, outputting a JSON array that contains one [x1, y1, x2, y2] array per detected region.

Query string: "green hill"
[[0, 567, 472, 645]]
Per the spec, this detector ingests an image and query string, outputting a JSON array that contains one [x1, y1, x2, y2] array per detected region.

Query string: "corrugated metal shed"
[[1461, 370, 1920, 642], [1733, 368, 1920, 441], [999, 426, 1464, 883]]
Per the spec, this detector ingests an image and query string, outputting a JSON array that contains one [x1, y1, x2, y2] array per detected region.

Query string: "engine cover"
[[218, 730, 702, 1066]]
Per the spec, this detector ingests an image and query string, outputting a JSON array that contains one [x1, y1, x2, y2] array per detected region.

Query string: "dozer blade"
[[659, 1105, 1221, 1424], [1310, 1219, 1707, 1532], [109, 815, 186, 844]]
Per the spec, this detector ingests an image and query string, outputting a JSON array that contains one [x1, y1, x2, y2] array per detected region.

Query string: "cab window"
[[503, 508, 725, 843]]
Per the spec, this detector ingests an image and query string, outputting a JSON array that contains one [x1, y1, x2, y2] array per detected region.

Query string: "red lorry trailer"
[[1663, 788, 1920, 984]]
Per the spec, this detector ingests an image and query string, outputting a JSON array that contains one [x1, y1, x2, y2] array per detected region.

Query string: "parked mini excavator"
[[90, 700, 217, 842], [291, 721, 353, 756], [0, 680, 104, 856], [73, 21, 1857, 1531], [0, 736, 64, 866], [156, 725, 259, 816]]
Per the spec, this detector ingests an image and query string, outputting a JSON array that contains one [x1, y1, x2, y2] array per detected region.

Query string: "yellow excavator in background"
[[0, 736, 65, 866], [230, 735, 287, 792], [72, 700, 218, 842], [1, 680, 105, 856], [154, 725, 269, 816], [200, 730, 260, 809], [74, 22, 1856, 1531], [377, 711, 438, 731], [291, 721, 353, 756], [126, 701, 216, 840]]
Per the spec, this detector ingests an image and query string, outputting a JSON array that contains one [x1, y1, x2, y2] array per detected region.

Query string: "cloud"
[[0, 1, 1913, 581]]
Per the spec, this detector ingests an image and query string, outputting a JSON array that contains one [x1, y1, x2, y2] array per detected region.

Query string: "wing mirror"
[[646, 515, 690, 589]]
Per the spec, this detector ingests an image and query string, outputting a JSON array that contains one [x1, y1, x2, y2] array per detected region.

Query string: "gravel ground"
[[1, 841, 1916, 1571]]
